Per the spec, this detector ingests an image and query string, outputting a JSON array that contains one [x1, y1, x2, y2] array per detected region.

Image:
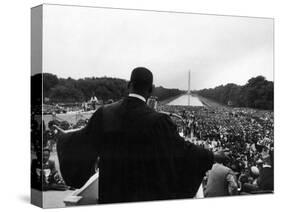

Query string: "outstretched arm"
[[152, 114, 214, 198], [56, 108, 103, 188], [53, 125, 83, 134]]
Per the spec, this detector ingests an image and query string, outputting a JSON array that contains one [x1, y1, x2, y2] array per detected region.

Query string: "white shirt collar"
[[128, 93, 146, 103]]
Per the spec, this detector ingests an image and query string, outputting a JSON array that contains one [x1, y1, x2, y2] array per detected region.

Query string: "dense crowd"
[[159, 104, 274, 195], [31, 102, 274, 195]]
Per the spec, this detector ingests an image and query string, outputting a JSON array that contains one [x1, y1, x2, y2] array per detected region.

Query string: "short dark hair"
[[129, 67, 153, 91], [214, 151, 228, 164]]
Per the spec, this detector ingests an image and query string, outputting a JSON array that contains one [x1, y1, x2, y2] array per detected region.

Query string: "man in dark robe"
[[57, 67, 214, 204]]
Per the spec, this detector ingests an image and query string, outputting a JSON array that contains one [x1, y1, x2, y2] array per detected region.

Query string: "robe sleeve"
[[57, 108, 103, 188], [151, 114, 214, 197]]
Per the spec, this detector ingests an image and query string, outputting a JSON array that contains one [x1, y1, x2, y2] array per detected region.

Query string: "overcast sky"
[[42, 4, 273, 90]]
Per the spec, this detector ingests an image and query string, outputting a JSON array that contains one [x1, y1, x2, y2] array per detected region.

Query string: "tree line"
[[195, 76, 273, 110], [34, 73, 185, 103]]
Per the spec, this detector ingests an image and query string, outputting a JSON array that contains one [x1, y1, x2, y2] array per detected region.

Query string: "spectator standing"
[[204, 151, 238, 197]]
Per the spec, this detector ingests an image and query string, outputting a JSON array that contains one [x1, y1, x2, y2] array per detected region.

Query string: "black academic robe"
[[57, 97, 214, 204]]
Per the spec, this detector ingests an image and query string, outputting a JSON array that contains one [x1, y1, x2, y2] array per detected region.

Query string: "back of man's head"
[[129, 67, 153, 95], [214, 151, 228, 165]]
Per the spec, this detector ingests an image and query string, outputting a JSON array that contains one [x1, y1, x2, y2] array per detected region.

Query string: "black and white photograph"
[[30, 4, 274, 208]]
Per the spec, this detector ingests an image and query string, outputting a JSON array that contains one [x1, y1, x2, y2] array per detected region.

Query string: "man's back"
[[205, 163, 231, 197], [99, 97, 179, 203], [99, 97, 170, 202]]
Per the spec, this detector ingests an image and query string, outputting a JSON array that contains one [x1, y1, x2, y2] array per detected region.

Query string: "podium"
[[63, 172, 99, 206]]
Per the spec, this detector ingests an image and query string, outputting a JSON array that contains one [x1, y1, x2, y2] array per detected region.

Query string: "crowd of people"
[[31, 100, 274, 196], [159, 104, 274, 195]]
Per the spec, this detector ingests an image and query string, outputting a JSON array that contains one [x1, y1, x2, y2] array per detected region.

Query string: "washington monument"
[[188, 70, 191, 106]]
